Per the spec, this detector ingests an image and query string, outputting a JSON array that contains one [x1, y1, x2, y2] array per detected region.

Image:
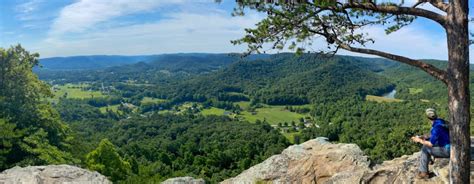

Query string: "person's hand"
[[411, 136, 422, 143]]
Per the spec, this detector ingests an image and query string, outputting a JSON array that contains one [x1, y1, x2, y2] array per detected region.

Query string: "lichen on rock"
[[221, 137, 474, 184], [0, 164, 111, 184]]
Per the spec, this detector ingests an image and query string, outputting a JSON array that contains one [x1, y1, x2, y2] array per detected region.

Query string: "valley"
[[3, 51, 471, 183], [1, 1, 471, 183]]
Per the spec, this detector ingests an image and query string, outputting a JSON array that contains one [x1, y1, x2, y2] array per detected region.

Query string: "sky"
[[0, 0, 473, 60]]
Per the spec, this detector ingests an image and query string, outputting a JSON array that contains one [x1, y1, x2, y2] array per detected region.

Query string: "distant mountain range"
[[38, 55, 154, 70], [38, 53, 270, 71]]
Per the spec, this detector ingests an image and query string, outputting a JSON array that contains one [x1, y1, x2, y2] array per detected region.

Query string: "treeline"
[[150, 54, 395, 106], [0, 45, 77, 170], [300, 97, 443, 163], [39, 54, 396, 108], [70, 114, 290, 183]]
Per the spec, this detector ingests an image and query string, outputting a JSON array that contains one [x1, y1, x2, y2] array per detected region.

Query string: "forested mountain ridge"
[[36, 53, 268, 84], [38, 55, 154, 70], [166, 54, 394, 105]]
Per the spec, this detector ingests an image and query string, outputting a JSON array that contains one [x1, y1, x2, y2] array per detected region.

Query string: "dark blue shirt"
[[430, 119, 450, 147]]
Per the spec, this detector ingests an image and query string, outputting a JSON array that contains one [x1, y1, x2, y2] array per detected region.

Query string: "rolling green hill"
[[165, 54, 394, 105]]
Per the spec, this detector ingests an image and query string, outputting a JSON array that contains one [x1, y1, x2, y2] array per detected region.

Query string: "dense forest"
[[2, 45, 471, 182]]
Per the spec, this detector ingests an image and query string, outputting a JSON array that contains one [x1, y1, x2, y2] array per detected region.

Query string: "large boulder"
[[222, 137, 474, 184], [0, 165, 111, 184], [162, 176, 205, 184]]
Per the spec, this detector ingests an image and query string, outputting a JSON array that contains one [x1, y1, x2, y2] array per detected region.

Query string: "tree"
[[234, 1, 470, 182], [85, 139, 131, 182], [0, 45, 74, 169], [0, 119, 22, 169]]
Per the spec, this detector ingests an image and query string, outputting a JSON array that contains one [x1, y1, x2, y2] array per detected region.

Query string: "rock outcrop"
[[0, 164, 111, 184], [222, 137, 474, 184], [162, 176, 206, 184]]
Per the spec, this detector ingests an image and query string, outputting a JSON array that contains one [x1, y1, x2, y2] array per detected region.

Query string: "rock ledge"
[[0, 164, 111, 184], [222, 137, 474, 184]]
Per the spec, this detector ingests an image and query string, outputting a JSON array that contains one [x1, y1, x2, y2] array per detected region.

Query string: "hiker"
[[411, 108, 450, 179]]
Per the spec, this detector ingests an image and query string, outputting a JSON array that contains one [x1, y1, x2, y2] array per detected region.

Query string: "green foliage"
[[0, 45, 75, 170], [233, 1, 415, 55], [86, 139, 131, 182], [19, 129, 75, 165], [301, 98, 435, 163], [33, 53, 474, 181], [0, 119, 22, 169], [166, 54, 393, 105], [72, 114, 289, 183]]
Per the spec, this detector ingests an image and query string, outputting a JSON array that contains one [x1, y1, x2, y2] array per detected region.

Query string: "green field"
[[239, 106, 306, 125], [52, 83, 104, 99], [366, 95, 403, 103], [201, 107, 227, 116], [198, 102, 308, 125], [99, 104, 120, 113], [409, 88, 423, 94], [141, 97, 167, 104], [234, 101, 251, 110]]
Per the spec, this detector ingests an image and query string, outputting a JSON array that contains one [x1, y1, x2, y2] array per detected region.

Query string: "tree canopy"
[[233, 0, 470, 182], [0, 45, 75, 169]]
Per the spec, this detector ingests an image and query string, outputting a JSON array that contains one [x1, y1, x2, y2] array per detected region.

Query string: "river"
[[382, 89, 396, 99]]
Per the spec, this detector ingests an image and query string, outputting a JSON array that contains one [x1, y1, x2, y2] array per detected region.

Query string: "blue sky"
[[0, 0, 472, 60]]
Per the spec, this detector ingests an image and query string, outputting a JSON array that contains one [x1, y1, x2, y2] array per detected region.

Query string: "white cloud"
[[37, 10, 263, 57], [49, 0, 185, 36], [32, 0, 471, 61], [15, 0, 44, 21], [15, 0, 42, 14], [339, 25, 448, 60]]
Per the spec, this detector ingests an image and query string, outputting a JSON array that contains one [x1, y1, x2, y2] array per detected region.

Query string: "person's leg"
[[419, 145, 431, 173], [429, 146, 450, 158], [419, 146, 450, 173]]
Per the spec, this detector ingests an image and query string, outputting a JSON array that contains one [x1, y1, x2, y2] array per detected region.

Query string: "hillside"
[[38, 55, 154, 70], [24, 52, 474, 183], [162, 54, 394, 105], [36, 53, 262, 84]]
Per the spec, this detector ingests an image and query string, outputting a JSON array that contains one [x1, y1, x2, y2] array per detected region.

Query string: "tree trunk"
[[446, 0, 470, 183]]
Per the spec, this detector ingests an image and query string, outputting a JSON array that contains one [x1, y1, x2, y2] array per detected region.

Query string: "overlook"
[[1, 0, 473, 183]]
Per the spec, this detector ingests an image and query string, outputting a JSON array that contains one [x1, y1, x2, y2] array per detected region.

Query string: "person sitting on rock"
[[411, 108, 450, 179]]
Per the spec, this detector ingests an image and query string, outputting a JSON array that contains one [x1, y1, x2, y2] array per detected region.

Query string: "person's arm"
[[411, 136, 434, 147], [420, 133, 431, 140]]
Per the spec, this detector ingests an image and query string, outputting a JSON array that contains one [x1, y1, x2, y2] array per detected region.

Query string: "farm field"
[[409, 88, 423, 94], [366, 95, 403, 103], [52, 83, 104, 99], [239, 106, 306, 125], [141, 97, 167, 104], [201, 107, 227, 116], [99, 104, 120, 113], [198, 102, 308, 125]]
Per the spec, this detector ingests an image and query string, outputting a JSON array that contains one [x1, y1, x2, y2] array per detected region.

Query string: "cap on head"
[[425, 108, 437, 119]]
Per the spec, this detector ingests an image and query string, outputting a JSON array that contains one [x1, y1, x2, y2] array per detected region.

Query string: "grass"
[[141, 97, 167, 104], [283, 132, 302, 144], [409, 88, 423, 95], [239, 106, 306, 125], [99, 104, 120, 113], [158, 110, 172, 114], [235, 101, 251, 110], [199, 102, 307, 125], [52, 83, 104, 99], [201, 107, 227, 116], [366, 95, 403, 103]]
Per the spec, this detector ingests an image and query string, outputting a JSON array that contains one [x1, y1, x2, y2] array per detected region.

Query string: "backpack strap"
[[439, 119, 449, 130]]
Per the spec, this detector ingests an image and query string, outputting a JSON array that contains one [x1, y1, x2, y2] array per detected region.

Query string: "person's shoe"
[[416, 172, 429, 179], [429, 156, 435, 165]]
